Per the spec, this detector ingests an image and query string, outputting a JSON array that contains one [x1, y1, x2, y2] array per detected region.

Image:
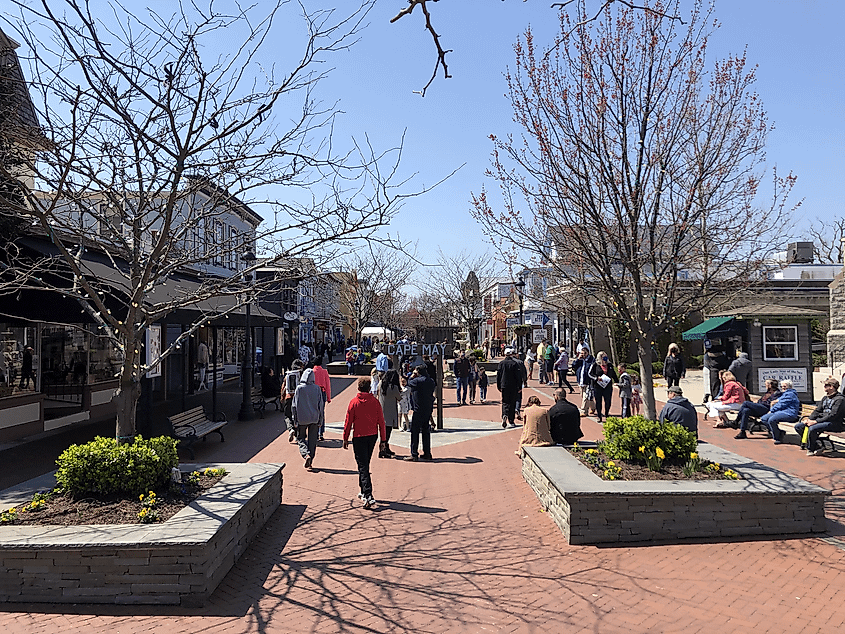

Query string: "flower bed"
[[570, 445, 740, 481]]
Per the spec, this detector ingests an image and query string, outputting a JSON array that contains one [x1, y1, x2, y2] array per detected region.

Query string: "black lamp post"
[[514, 276, 526, 353], [238, 250, 257, 421]]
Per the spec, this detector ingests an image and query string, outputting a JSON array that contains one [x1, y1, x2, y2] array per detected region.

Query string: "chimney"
[[787, 242, 814, 264]]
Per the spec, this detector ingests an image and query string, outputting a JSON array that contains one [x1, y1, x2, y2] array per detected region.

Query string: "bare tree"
[[394, 291, 451, 341], [471, 0, 797, 419], [339, 245, 414, 343], [1, 0, 425, 440], [800, 215, 845, 265], [390, 0, 683, 96], [421, 249, 501, 347]]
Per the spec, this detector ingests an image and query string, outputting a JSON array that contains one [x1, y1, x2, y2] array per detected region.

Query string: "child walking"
[[617, 364, 632, 418], [399, 374, 411, 431], [478, 369, 489, 403], [630, 373, 642, 416]]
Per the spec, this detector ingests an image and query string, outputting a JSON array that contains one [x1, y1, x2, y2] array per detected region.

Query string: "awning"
[[682, 317, 736, 341]]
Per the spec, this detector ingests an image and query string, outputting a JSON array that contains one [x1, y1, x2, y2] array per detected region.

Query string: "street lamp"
[[238, 249, 257, 422], [514, 276, 526, 353]]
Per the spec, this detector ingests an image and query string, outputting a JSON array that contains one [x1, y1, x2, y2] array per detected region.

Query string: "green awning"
[[682, 316, 736, 341]]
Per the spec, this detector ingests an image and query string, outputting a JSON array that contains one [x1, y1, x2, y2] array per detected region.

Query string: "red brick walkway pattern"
[[2, 381, 845, 633]]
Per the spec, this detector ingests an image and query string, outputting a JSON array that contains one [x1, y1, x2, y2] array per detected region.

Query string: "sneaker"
[[734, 431, 747, 439], [357, 492, 366, 501], [318, 435, 324, 442], [289, 429, 296, 443], [502, 416, 508, 429], [362, 496, 373, 509], [808, 447, 825, 456], [304, 456, 313, 470], [366, 495, 377, 506], [404, 455, 419, 462]]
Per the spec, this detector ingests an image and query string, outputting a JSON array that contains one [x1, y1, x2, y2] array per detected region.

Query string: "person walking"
[[589, 351, 617, 423], [554, 347, 573, 393], [282, 360, 304, 443], [312, 356, 332, 441], [478, 367, 489, 403], [467, 356, 480, 404], [617, 363, 632, 418], [543, 340, 555, 386], [377, 370, 402, 458], [663, 343, 686, 389], [497, 347, 524, 428], [343, 377, 387, 509], [406, 364, 436, 461], [453, 351, 470, 405], [292, 368, 326, 471], [536, 340, 547, 384], [571, 347, 596, 417]]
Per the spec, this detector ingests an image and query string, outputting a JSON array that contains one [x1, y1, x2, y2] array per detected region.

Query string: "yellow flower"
[[690, 452, 698, 460], [140, 494, 145, 501], [639, 446, 645, 453], [713, 463, 720, 470], [607, 461, 615, 467], [656, 447, 665, 460], [149, 491, 155, 497]]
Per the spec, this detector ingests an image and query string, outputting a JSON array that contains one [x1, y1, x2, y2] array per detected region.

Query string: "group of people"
[[513, 388, 585, 457], [277, 349, 440, 510]]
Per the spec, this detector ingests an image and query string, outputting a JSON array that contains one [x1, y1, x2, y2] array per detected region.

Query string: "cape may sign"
[[385, 343, 448, 358]]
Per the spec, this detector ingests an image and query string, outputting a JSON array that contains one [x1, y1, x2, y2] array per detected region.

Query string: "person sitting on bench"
[[761, 379, 802, 445], [733, 378, 781, 439], [794, 377, 845, 456]]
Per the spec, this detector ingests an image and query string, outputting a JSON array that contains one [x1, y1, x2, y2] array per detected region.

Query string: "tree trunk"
[[114, 344, 142, 443], [636, 323, 657, 420]]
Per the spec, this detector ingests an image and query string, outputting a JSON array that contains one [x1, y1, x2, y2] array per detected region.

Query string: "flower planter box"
[[0, 462, 283, 606], [522, 445, 828, 545]]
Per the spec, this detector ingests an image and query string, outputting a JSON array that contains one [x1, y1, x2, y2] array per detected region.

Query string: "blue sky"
[[319, 0, 844, 265], [11, 0, 843, 268]]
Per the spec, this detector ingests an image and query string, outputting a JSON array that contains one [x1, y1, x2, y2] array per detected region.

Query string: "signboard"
[[506, 317, 519, 327], [758, 367, 808, 393], [532, 329, 545, 344], [145, 325, 162, 378], [276, 328, 285, 355]]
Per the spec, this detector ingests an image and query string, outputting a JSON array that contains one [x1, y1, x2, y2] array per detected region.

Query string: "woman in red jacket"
[[707, 371, 749, 428], [343, 377, 387, 509]]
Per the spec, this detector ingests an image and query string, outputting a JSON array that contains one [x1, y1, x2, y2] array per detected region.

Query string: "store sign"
[[532, 329, 545, 344], [506, 317, 519, 327], [146, 325, 161, 378], [758, 367, 808, 392]]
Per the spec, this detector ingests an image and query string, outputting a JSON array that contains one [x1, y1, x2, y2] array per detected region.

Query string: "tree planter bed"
[[522, 444, 827, 545], [0, 462, 283, 606]]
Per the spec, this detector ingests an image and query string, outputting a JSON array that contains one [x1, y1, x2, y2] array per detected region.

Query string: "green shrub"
[[813, 352, 827, 368], [364, 352, 373, 363], [688, 354, 704, 369], [468, 347, 486, 361], [602, 416, 697, 462], [55, 435, 179, 497], [624, 361, 664, 377]]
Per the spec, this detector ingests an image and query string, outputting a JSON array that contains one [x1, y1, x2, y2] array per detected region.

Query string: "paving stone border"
[[522, 444, 828, 545], [0, 462, 283, 606]]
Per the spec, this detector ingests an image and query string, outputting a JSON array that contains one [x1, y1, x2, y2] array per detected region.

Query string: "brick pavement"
[[1, 377, 845, 633]]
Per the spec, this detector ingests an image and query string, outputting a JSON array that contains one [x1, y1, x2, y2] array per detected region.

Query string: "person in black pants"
[[588, 351, 618, 423], [343, 377, 387, 509], [406, 364, 436, 461], [496, 347, 524, 427]]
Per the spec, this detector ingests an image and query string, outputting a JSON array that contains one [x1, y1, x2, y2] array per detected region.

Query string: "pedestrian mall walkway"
[[2, 374, 845, 633]]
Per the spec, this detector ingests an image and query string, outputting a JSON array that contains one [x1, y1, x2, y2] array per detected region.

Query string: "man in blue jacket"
[[794, 377, 845, 456], [761, 379, 801, 445]]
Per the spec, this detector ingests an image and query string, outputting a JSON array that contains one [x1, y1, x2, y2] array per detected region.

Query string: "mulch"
[[570, 449, 739, 481], [4, 471, 224, 526]]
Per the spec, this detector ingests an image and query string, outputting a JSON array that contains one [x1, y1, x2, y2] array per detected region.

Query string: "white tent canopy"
[[361, 326, 395, 340]]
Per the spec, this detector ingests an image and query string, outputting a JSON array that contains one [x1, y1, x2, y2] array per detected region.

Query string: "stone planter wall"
[[522, 446, 828, 545], [0, 462, 283, 606]]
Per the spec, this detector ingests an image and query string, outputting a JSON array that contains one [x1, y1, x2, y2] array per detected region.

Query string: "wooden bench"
[[803, 403, 845, 452], [251, 387, 280, 418], [167, 406, 227, 459]]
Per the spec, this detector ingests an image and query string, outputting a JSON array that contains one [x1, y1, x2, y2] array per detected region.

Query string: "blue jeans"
[[737, 401, 769, 431], [761, 411, 799, 440], [794, 419, 840, 451], [455, 376, 468, 403]]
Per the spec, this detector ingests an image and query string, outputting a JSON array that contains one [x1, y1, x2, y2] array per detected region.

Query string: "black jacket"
[[548, 399, 583, 445], [408, 375, 436, 413], [663, 353, 686, 379], [809, 392, 845, 431], [497, 356, 524, 393]]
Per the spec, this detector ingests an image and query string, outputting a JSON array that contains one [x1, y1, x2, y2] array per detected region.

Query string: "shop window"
[[763, 326, 798, 361], [88, 326, 124, 382]]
